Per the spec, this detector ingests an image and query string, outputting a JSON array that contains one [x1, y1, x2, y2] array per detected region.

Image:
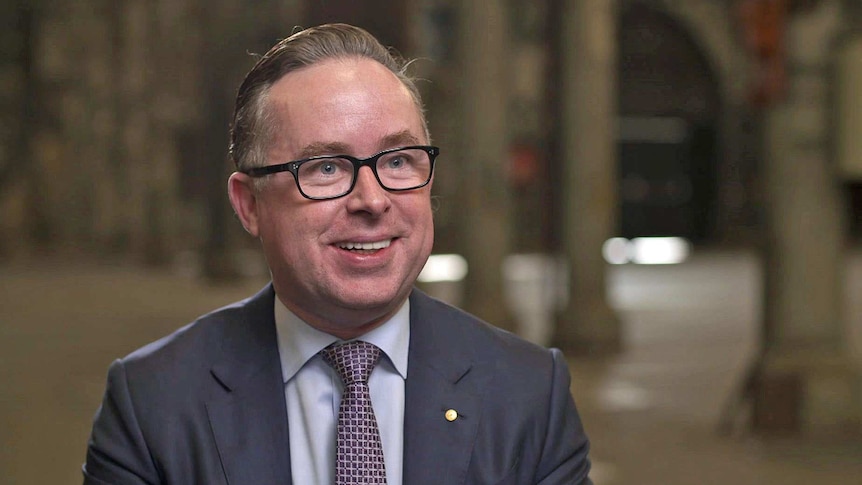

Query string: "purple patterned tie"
[[320, 341, 387, 484]]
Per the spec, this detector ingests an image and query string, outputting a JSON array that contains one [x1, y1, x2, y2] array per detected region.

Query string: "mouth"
[[336, 239, 393, 254]]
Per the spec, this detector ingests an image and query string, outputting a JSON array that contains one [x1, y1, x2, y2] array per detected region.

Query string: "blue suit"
[[83, 285, 592, 484]]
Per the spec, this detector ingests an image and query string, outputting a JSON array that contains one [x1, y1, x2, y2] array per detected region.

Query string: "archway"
[[618, 1, 722, 243]]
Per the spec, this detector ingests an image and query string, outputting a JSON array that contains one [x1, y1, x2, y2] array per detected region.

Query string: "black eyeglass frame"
[[242, 145, 440, 200]]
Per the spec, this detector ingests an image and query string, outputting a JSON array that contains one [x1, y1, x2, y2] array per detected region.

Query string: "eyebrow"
[[379, 130, 422, 148], [296, 130, 423, 159], [296, 142, 352, 159]]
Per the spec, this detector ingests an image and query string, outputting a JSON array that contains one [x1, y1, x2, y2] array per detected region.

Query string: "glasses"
[[243, 145, 439, 200]]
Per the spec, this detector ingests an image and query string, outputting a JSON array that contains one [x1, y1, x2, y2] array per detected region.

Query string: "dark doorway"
[[618, 1, 721, 243]]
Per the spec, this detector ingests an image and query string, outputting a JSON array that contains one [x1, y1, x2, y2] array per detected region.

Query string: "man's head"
[[227, 24, 435, 339], [229, 23, 429, 173]]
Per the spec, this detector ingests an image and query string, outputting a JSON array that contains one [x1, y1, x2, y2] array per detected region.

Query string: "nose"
[[345, 166, 391, 216]]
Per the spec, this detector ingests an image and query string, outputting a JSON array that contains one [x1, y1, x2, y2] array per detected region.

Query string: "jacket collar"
[[403, 289, 490, 485], [206, 285, 293, 485]]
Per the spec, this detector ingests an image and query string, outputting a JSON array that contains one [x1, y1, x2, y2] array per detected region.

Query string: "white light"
[[598, 382, 653, 411], [629, 237, 691, 265], [417, 254, 468, 283], [602, 237, 631, 264]]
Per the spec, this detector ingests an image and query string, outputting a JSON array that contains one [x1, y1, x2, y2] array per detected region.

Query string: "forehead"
[[266, 57, 425, 155]]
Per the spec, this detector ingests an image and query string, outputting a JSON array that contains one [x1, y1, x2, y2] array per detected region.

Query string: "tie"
[[320, 341, 388, 484]]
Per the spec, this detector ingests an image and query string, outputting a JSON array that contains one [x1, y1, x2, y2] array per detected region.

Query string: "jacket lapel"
[[403, 290, 490, 485], [206, 285, 293, 485]]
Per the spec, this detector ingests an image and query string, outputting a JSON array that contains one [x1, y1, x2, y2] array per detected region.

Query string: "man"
[[83, 23, 592, 484]]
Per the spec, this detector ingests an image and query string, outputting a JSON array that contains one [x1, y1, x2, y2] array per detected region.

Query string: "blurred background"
[[2, 0, 862, 483]]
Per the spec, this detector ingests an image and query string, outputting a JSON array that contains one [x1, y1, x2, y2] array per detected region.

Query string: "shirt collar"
[[274, 295, 410, 383]]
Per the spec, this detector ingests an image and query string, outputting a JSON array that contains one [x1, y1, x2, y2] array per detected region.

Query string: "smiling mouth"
[[336, 239, 393, 253]]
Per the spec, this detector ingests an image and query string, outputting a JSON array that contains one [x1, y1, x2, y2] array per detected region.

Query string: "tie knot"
[[320, 340, 381, 386]]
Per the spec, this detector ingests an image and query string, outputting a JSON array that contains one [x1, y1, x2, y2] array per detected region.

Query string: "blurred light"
[[603, 237, 692, 265], [630, 237, 691, 265], [417, 254, 468, 283], [598, 382, 653, 411], [603, 237, 631, 265]]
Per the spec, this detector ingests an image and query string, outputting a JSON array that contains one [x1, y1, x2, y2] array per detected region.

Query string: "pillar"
[[456, 0, 516, 331], [755, 0, 860, 436], [554, 0, 621, 354]]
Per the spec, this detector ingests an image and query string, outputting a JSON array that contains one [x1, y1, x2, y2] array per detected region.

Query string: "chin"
[[337, 292, 398, 310], [333, 285, 407, 311]]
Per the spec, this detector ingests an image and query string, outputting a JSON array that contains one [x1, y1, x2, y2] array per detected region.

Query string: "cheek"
[[258, 202, 330, 253], [255, 202, 296, 251], [410, 198, 435, 245]]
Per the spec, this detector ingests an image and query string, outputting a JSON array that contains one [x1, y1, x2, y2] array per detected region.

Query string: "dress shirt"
[[274, 297, 409, 485]]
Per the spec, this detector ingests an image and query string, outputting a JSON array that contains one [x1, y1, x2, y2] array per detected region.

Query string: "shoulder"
[[409, 288, 563, 375], [117, 285, 275, 379]]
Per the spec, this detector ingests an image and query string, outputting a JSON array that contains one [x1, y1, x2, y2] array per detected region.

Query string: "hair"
[[229, 23, 428, 172]]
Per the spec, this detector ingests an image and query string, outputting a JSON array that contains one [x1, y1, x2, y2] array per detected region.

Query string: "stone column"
[[116, 0, 160, 263], [553, 0, 621, 354], [755, 0, 860, 435], [456, 0, 516, 331], [0, 3, 36, 256]]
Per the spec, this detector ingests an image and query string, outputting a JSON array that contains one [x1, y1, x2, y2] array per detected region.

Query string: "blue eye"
[[319, 161, 338, 175]]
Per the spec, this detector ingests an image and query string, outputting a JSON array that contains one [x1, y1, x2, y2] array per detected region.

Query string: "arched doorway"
[[618, 1, 721, 243]]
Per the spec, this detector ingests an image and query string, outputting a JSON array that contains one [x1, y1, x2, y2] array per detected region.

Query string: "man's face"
[[228, 57, 434, 338]]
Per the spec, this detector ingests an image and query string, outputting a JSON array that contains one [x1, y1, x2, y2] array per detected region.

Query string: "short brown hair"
[[229, 23, 427, 172]]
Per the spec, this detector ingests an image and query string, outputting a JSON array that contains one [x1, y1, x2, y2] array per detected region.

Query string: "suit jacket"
[[83, 285, 592, 484]]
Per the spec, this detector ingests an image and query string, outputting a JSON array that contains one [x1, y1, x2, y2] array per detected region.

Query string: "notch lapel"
[[206, 286, 293, 485], [403, 291, 490, 485]]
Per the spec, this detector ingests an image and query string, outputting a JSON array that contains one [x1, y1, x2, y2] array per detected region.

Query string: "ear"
[[228, 172, 261, 237]]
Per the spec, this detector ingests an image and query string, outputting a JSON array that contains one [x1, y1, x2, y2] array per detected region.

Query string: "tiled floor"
[[1, 250, 859, 484]]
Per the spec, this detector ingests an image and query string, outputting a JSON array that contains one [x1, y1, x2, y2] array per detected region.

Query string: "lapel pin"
[[445, 409, 458, 422]]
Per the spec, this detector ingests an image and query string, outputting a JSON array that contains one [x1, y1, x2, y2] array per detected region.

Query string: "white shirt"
[[274, 297, 409, 485]]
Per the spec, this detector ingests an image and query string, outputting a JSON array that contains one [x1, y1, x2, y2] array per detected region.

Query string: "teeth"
[[338, 239, 392, 250]]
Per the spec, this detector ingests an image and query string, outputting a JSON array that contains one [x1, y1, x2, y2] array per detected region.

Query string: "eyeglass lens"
[[297, 148, 432, 198]]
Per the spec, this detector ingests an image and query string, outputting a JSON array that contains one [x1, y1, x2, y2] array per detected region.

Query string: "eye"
[[387, 156, 405, 169], [383, 152, 415, 170], [298, 158, 351, 181], [303, 159, 345, 176], [318, 161, 339, 175]]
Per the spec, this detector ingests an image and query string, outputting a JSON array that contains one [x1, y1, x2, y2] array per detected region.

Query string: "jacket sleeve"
[[83, 359, 160, 485], [535, 348, 593, 485]]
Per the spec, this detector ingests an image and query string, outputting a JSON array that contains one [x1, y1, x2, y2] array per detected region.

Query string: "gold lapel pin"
[[445, 409, 458, 422]]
